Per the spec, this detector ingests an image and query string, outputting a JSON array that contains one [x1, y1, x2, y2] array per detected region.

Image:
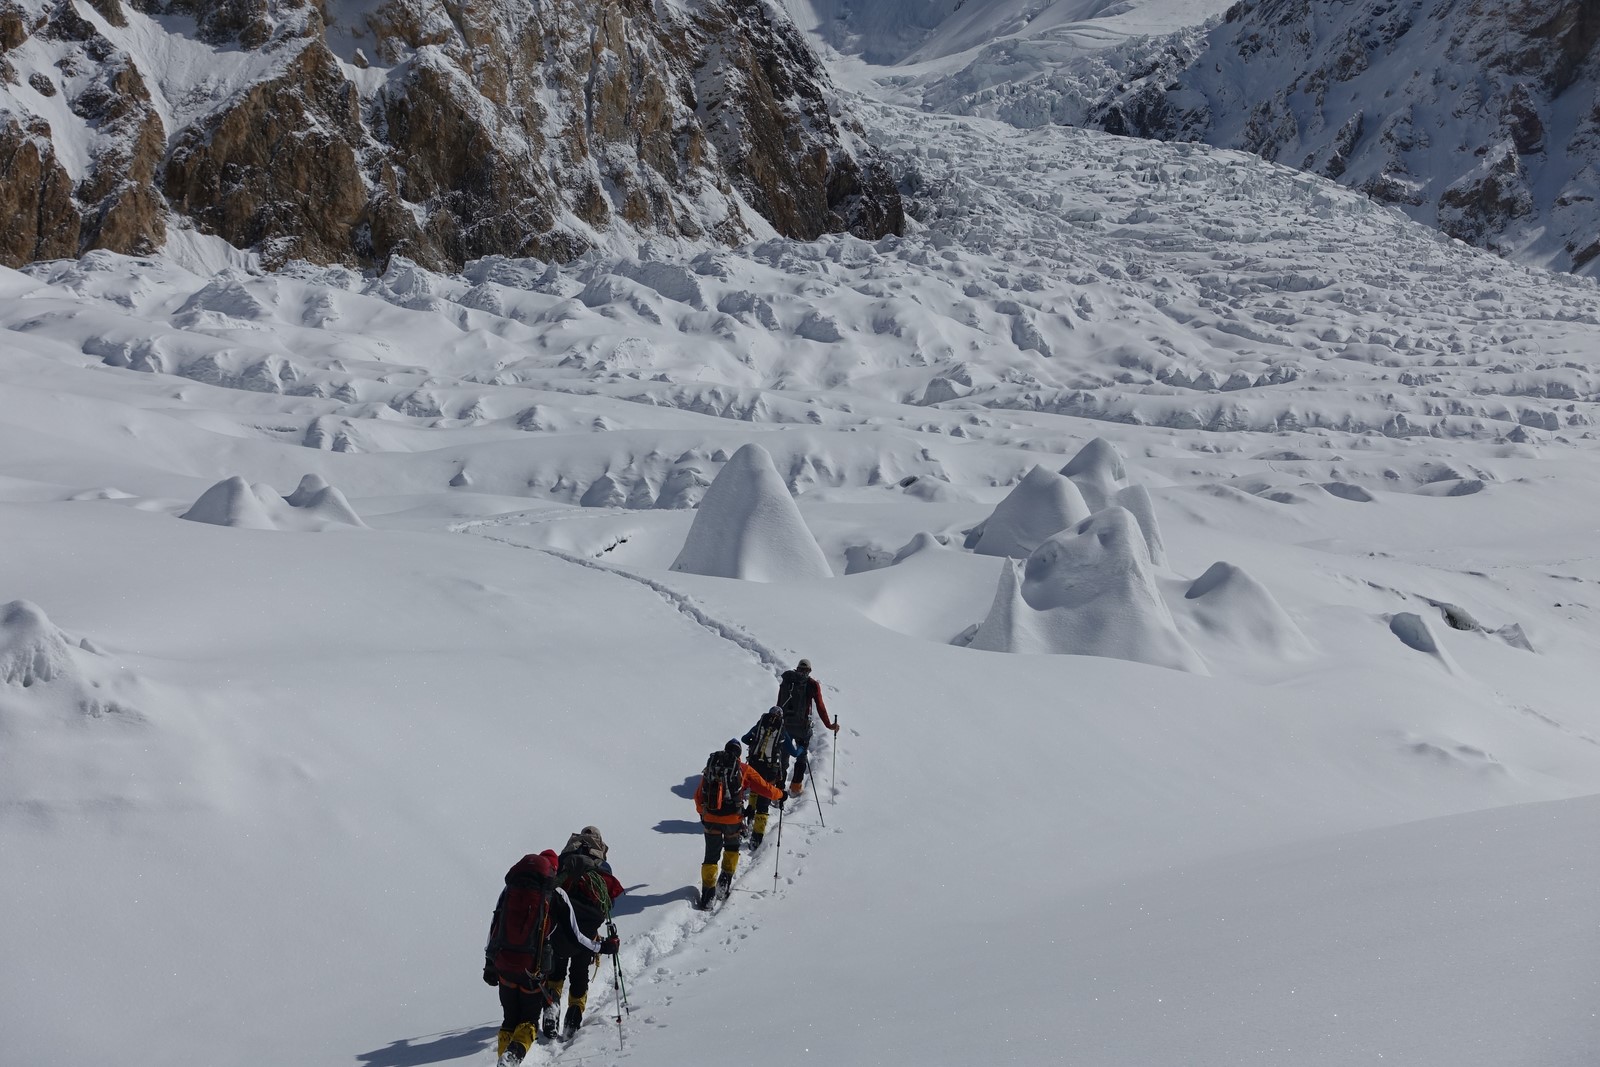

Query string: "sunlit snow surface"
[[4, 107, 1600, 1065]]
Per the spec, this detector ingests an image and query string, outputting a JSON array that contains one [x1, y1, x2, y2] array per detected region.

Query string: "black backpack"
[[746, 709, 785, 765], [702, 748, 743, 817], [777, 670, 811, 734]]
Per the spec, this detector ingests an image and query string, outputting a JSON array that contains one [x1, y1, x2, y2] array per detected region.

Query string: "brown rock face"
[[1438, 143, 1535, 249], [75, 52, 167, 255], [695, 0, 904, 242], [1, 0, 901, 269], [165, 42, 367, 264], [0, 114, 81, 265]]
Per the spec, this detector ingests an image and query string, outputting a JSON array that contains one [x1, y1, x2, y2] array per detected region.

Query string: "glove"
[[774, 792, 787, 809], [600, 933, 620, 955], [482, 963, 498, 987]]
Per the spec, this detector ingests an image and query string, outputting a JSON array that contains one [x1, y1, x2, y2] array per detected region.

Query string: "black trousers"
[[547, 947, 595, 1006], [745, 760, 784, 817], [702, 822, 741, 863], [499, 982, 544, 1035]]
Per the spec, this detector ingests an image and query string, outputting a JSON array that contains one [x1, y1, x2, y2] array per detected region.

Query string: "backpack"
[[702, 748, 743, 817], [487, 855, 556, 984], [747, 710, 785, 766], [557, 834, 613, 927], [777, 670, 812, 735], [560, 830, 605, 871]]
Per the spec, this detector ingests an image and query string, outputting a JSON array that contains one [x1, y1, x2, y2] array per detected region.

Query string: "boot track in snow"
[[456, 519, 845, 1062]]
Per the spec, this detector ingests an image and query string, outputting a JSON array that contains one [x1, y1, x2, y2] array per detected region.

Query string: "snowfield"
[[5, 88, 1600, 1067]]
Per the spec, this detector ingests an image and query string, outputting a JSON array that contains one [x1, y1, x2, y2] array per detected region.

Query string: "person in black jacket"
[[741, 707, 803, 848], [540, 828, 623, 1040], [775, 658, 838, 796]]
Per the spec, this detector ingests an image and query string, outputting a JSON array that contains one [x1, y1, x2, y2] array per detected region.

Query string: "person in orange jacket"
[[694, 739, 785, 909]]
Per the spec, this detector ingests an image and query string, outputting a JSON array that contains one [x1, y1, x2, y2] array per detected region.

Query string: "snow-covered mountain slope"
[[0, 0, 902, 270], [4, 102, 1600, 1067], [1087, 0, 1600, 278], [788, 0, 1223, 70], [815, 0, 1600, 278]]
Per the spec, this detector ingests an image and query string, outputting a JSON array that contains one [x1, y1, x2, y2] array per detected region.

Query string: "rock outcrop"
[[0, 0, 902, 269]]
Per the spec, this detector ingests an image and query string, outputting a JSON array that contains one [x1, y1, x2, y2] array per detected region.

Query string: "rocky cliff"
[[1089, 0, 1600, 274], [0, 0, 902, 269]]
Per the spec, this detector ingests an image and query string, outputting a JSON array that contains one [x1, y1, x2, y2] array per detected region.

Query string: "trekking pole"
[[772, 795, 786, 893], [806, 756, 826, 827], [831, 718, 839, 806], [606, 922, 626, 1051], [607, 921, 630, 1015]]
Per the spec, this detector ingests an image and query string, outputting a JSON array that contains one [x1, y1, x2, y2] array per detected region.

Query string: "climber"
[[775, 658, 837, 796], [541, 827, 624, 1040], [740, 706, 803, 848], [694, 739, 784, 909], [483, 853, 558, 1066]]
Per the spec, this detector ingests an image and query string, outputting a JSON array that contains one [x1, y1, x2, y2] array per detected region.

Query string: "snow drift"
[[968, 464, 1092, 558], [0, 599, 137, 719], [670, 443, 833, 581], [970, 508, 1205, 672], [1175, 561, 1313, 662], [181, 475, 366, 531]]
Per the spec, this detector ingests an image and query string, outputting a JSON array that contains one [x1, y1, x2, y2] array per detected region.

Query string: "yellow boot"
[[563, 992, 587, 1037], [751, 812, 770, 847], [717, 850, 739, 897], [496, 1030, 512, 1057], [697, 862, 718, 909], [540, 979, 563, 1038], [505, 1022, 536, 1065]]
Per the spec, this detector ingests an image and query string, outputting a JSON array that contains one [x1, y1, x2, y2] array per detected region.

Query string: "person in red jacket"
[[483, 853, 558, 1066], [776, 658, 838, 796], [694, 739, 785, 909]]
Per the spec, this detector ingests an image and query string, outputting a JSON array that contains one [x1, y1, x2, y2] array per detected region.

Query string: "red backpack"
[[486, 854, 556, 987]]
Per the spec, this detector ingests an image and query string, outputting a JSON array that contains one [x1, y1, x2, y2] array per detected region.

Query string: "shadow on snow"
[[357, 1024, 497, 1066]]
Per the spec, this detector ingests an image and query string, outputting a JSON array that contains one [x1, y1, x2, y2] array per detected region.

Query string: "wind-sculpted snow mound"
[[182, 475, 366, 531], [1060, 436, 1128, 511], [968, 464, 1092, 559], [1175, 561, 1313, 663], [670, 444, 832, 581], [0, 600, 139, 719], [182, 476, 279, 530], [1057, 438, 1167, 564], [970, 508, 1206, 672], [1389, 612, 1460, 674], [284, 475, 368, 528]]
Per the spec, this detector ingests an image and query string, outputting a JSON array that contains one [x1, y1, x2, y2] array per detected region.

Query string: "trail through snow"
[[4, 44, 1600, 1067]]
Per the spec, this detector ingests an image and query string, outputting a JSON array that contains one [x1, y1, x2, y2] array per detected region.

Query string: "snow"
[[181, 473, 368, 530], [968, 462, 1090, 558], [669, 442, 833, 581], [970, 506, 1205, 670], [6, 30, 1600, 1067]]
